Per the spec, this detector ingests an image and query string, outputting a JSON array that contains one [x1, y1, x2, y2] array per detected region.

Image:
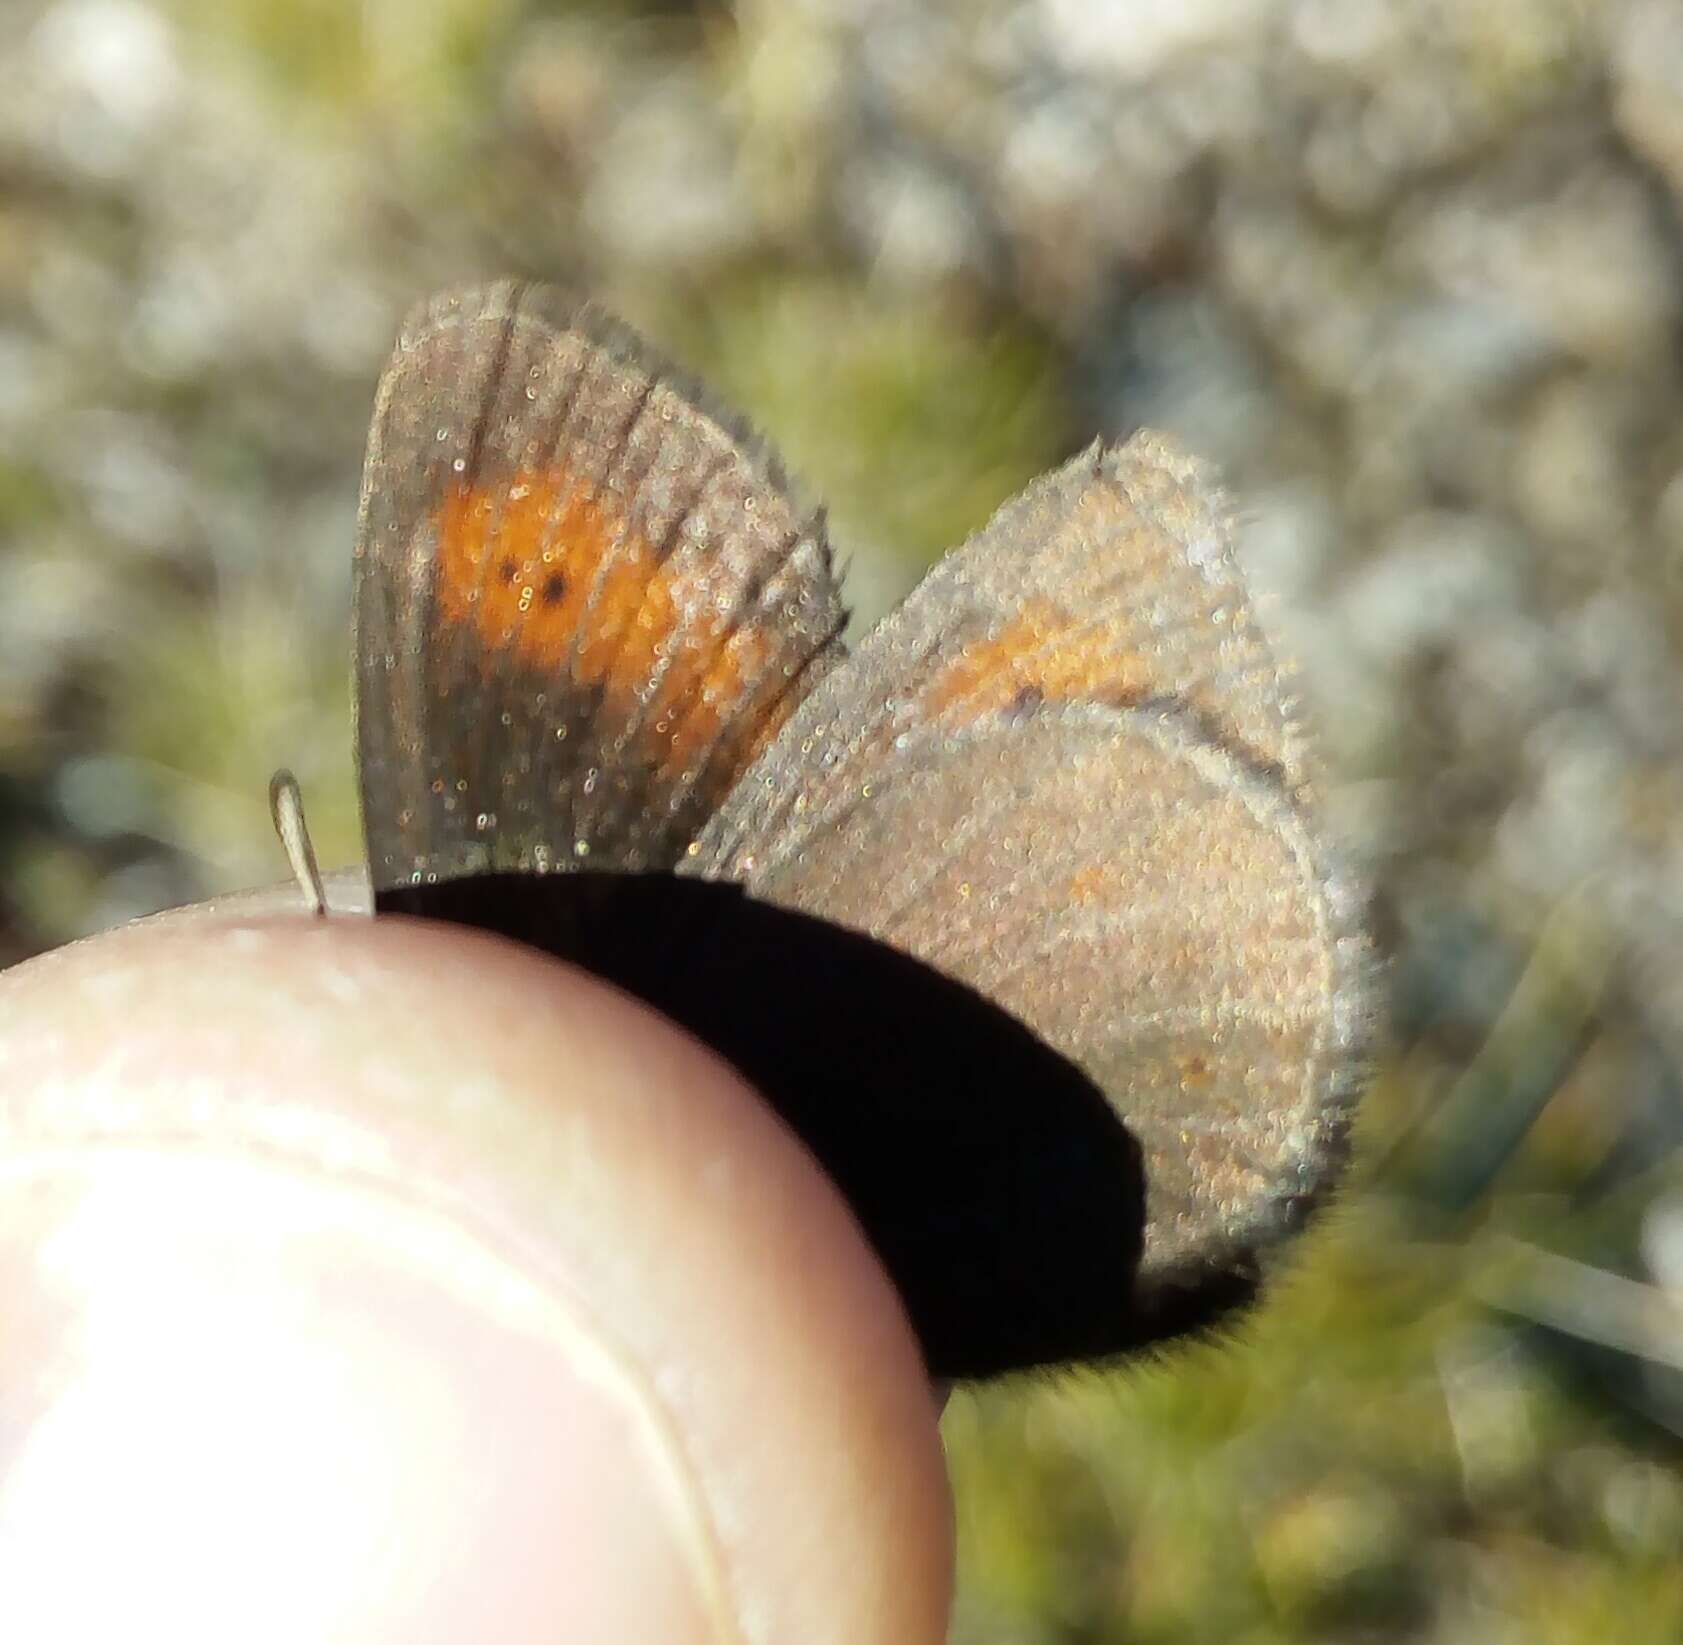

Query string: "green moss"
[[157, 0, 512, 116], [105, 587, 357, 895]]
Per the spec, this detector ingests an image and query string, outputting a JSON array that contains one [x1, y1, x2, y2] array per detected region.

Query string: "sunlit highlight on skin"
[[0, 1148, 732, 1642]]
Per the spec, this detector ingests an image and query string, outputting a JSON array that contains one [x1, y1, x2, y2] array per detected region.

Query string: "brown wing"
[[354, 282, 848, 889], [687, 437, 1372, 1323], [692, 435, 1315, 878]]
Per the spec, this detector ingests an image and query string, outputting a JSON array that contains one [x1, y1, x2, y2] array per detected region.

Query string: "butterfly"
[[351, 281, 1373, 1380]]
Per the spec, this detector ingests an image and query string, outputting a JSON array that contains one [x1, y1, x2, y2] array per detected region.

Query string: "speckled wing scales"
[[695, 437, 1316, 867], [355, 281, 848, 889], [689, 436, 1372, 1316]]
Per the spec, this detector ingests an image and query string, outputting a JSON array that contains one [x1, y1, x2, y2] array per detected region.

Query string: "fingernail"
[[0, 1147, 733, 1644]]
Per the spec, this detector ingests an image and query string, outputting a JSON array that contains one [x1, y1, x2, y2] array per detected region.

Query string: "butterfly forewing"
[[355, 282, 848, 889]]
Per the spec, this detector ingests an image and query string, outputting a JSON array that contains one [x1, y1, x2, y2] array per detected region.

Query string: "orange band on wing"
[[924, 604, 1154, 722], [434, 464, 655, 679], [433, 466, 798, 785], [639, 624, 789, 780]]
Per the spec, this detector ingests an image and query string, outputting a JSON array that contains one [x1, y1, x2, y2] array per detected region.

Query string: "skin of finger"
[[0, 902, 953, 1644]]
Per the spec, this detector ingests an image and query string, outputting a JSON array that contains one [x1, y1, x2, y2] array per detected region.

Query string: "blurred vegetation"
[[6, 0, 1683, 1638]]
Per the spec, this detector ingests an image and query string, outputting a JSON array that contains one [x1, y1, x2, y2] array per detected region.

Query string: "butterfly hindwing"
[[692, 437, 1316, 872], [355, 281, 848, 889], [688, 438, 1372, 1326]]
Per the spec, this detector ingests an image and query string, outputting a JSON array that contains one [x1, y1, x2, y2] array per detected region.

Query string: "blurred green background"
[[6, 0, 1683, 1637]]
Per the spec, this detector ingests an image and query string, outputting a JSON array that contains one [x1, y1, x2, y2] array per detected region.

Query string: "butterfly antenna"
[[268, 768, 327, 917]]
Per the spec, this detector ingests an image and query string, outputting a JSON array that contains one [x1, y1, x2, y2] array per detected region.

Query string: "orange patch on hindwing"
[[1068, 863, 1113, 903], [926, 602, 1153, 722]]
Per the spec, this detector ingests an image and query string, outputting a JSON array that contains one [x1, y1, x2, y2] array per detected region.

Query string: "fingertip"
[[0, 906, 953, 1643]]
